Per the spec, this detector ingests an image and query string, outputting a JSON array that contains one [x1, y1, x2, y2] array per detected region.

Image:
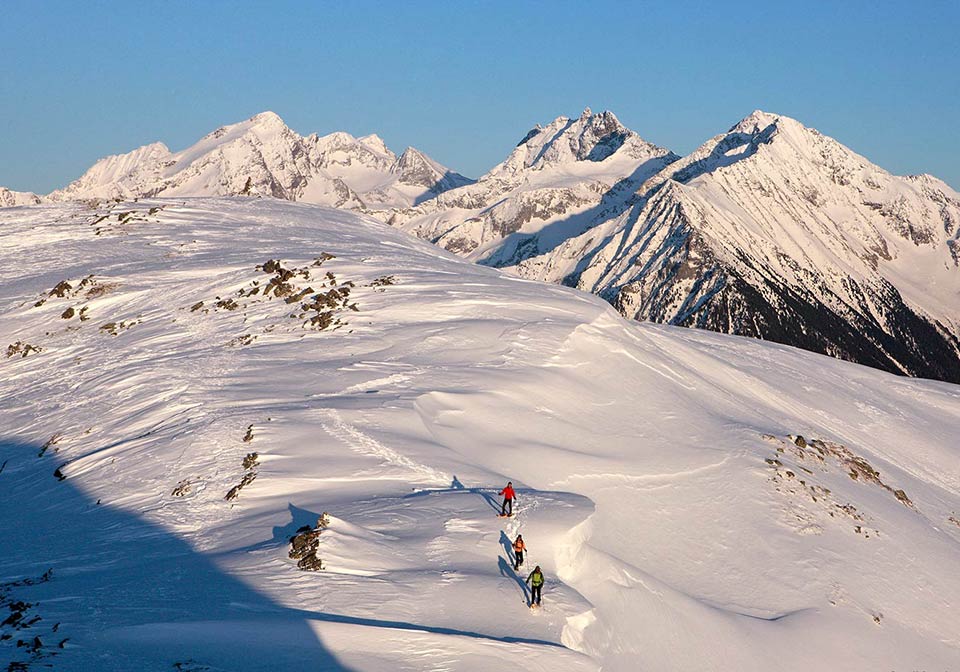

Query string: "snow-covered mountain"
[[36, 112, 472, 209], [383, 107, 679, 259], [4, 108, 958, 382], [0, 187, 41, 207], [2, 198, 959, 671], [384, 110, 960, 383]]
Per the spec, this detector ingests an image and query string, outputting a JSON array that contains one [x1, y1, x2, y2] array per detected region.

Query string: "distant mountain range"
[[2, 111, 471, 210], [4, 109, 959, 382]]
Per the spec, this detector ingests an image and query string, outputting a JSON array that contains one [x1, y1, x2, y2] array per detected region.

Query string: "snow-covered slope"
[[2, 198, 959, 671], [37, 112, 472, 209], [385, 110, 960, 383]]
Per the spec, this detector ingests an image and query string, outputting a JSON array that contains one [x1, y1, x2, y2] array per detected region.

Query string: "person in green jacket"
[[526, 565, 544, 607]]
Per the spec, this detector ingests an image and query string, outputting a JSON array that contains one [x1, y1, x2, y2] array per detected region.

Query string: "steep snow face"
[[1, 198, 959, 672], [382, 108, 679, 264], [35, 112, 471, 210]]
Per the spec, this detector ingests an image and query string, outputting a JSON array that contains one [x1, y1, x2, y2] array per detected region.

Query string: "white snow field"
[[1, 197, 958, 671]]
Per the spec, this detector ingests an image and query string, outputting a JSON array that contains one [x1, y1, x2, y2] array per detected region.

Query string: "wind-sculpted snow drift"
[[1, 198, 958, 671]]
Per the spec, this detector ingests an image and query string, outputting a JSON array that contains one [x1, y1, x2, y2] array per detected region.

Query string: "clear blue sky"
[[2, 0, 958, 192]]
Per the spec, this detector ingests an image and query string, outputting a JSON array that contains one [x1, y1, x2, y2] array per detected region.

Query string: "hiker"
[[526, 565, 544, 606], [512, 534, 526, 570], [499, 481, 516, 517]]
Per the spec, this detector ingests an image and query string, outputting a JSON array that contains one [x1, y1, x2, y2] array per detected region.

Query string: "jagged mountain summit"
[[383, 108, 680, 259], [32, 112, 472, 210], [382, 109, 960, 383]]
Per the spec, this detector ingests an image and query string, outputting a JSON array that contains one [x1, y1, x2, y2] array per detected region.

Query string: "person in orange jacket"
[[512, 533, 526, 570], [498, 481, 516, 517]]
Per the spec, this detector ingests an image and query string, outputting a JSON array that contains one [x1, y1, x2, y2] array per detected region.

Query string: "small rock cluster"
[[98, 319, 140, 336], [289, 512, 331, 571], [224, 452, 259, 502], [87, 202, 165, 236], [761, 433, 916, 538], [194, 255, 365, 336], [171, 479, 193, 497], [37, 434, 62, 458], [33, 275, 118, 310], [5, 342, 42, 359]]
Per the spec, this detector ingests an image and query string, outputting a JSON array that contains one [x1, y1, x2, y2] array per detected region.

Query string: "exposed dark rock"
[[224, 472, 256, 501], [49, 281, 72, 298], [60, 307, 75, 319], [370, 275, 396, 287], [214, 298, 239, 311], [37, 434, 62, 458], [171, 480, 193, 497], [6, 342, 42, 358], [288, 513, 330, 571]]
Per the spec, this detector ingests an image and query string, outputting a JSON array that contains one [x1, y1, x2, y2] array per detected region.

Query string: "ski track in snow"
[[318, 408, 449, 484]]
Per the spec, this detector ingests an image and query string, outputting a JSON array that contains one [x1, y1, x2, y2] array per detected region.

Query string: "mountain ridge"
[[29, 111, 473, 210], [3, 107, 958, 381]]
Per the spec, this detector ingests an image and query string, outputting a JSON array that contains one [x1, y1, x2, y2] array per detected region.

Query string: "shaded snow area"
[[1, 197, 959, 671]]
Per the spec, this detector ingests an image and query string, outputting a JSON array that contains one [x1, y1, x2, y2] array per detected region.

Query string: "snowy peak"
[[358, 133, 390, 156], [391, 146, 471, 191], [729, 109, 782, 134], [0, 187, 41, 207], [392, 147, 440, 187], [489, 108, 675, 177]]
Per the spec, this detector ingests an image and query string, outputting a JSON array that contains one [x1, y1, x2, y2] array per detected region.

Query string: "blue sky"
[[2, 0, 958, 192]]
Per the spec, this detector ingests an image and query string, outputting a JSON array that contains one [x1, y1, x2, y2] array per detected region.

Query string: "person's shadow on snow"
[[499, 530, 516, 566], [497, 531, 528, 603], [498, 556, 529, 603]]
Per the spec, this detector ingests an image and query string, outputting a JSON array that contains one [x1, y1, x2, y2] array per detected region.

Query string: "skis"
[[497, 513, 514, 518]]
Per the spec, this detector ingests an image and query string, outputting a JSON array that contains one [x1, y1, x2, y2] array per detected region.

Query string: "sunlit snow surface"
[[1, 198, 958, 671]]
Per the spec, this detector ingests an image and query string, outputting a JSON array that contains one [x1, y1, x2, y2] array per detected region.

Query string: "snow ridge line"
[[318, 408, 448, 484]]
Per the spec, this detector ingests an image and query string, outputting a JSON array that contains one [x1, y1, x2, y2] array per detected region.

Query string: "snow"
[[10, 107, 956, 380], [1, 197, 958, 671], [35, 112, 471, 211]]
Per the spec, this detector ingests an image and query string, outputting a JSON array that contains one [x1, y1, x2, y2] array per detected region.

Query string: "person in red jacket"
[[499, 481, 516, 517]]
